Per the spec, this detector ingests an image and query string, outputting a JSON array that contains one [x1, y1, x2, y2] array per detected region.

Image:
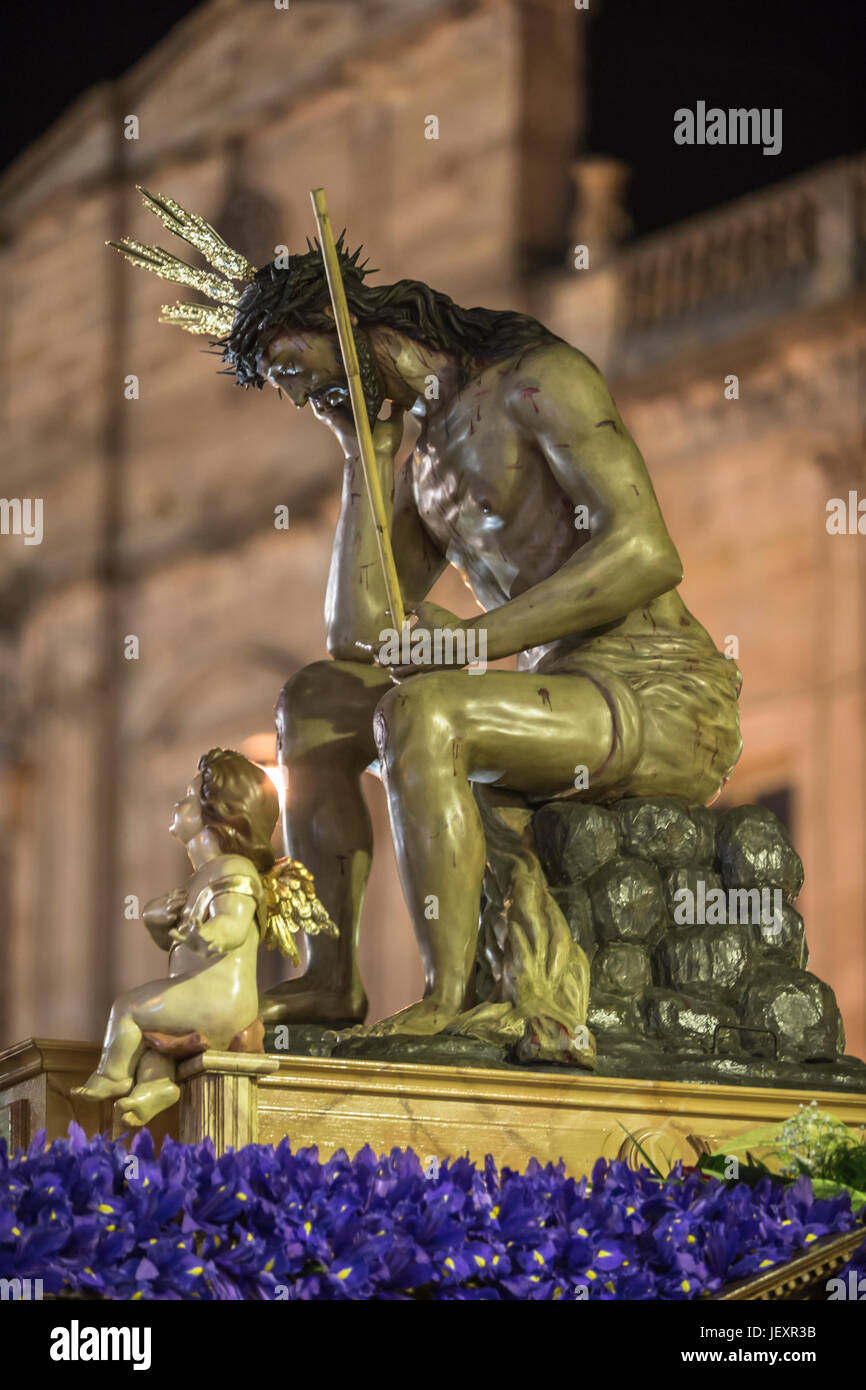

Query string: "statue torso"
[[168, 856, 260, 979], [411, 347, 714, 667]]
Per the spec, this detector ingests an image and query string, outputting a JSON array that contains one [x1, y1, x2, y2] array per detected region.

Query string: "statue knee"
[[373, 674, 455, 771], [275, 661, 342, 762], [107, 990, 134, 1021]]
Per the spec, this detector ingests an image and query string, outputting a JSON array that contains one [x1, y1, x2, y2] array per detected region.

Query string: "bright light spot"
[[264, 763, 289, 814], [241, 734, 288, 814]]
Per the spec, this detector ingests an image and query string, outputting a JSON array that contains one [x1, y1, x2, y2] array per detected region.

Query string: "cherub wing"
[[260, 858, 338, 965]]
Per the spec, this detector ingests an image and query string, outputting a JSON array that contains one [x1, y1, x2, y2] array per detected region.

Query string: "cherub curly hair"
[[196, 748, 278, 872]]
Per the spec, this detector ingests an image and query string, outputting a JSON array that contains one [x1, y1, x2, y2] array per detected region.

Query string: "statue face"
[[170, 775, 204, 843], [258, 329, 346, 409]]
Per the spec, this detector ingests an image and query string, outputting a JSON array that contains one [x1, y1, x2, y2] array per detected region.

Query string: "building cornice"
[[0, 0, 497, 231]]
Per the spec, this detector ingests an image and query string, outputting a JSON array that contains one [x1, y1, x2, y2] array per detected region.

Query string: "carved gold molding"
[[712, 1226, 865, 1301]]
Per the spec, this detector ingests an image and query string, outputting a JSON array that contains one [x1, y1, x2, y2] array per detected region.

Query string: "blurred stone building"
[[1, 0, 864, 1055]]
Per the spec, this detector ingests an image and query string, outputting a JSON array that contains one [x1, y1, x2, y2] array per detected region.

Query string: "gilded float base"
[[3, 1037, 866, 1175], [255, 1054, 866, 1174]]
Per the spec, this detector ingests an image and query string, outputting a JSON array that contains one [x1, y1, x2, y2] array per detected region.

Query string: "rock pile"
[[532, 797, 846, 1065]]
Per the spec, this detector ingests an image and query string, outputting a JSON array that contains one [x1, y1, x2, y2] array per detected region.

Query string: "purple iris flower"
[[1, 1125, 862, 1300]]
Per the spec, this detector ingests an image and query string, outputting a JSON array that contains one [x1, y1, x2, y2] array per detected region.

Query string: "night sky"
[[1, 0, 862, 236]]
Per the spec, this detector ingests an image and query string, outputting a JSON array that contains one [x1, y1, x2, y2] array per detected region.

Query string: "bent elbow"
[[661, 548, 684, 590], [630, 537, 683, 597], [326, 633, 354, 662], [326, 631, 377, 664]]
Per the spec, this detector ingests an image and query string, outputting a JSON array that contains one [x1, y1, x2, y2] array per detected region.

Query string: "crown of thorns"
[[108, 186, 371, 339]]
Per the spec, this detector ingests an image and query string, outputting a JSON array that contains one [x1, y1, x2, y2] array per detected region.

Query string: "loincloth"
[[535, 630, 742, 805]]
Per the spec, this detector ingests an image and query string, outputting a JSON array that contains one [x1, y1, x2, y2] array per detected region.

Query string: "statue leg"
[[75, 968, 221, 1100], [260, 658, 391, 1024], [368, 669, 625, 1034], [72, 987, 151, 1100], [115, 1051, 180, 1129]]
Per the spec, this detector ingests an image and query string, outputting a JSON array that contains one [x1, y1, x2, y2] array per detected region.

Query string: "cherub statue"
[[74, 748, 336, 1127]]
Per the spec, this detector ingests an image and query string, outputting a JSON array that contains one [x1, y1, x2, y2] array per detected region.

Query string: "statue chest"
[[412, 408, 577, 600]]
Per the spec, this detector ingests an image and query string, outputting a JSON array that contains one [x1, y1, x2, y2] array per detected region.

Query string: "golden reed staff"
[[310, 187, 406, 632]]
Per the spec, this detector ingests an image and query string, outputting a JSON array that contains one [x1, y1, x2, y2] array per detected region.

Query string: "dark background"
[[590, 0, 865, 233], [0, 0, 863, 235]]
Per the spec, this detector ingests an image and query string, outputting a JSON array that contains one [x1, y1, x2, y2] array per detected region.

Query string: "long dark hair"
[[222, 242, 562, 413]]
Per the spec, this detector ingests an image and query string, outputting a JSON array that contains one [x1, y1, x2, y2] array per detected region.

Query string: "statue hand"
[[311, 397, 404, 464], [371, 406, 404, 463], [384, 601, 470, 682], [143, 888, 187, 948], [310, 396, 356, 452], [144, 887, 185, 925], [168, 922, 222, 959]]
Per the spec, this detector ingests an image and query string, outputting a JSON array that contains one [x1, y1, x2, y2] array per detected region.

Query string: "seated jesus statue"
[[216, 249, 742, 1036]]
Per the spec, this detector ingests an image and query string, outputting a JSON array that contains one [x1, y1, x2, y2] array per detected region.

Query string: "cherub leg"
[[73, 982, 165, 1101], [115, 1051, 180, 1129]]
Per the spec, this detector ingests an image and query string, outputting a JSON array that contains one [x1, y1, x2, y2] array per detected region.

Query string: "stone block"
[[741, 963, 844, 1061], [591, 942, 652, 996], [751, 902, 807, 967], [642, 989, 740, 1055], [654, 923, 752, 1001], [551, 884, 595, 959], [586, 856, 666, 945], [616, 796, 716, 868], [587, 991, 643, 1040], [663, 866, 725, 924], [532, 801, 621, 885], [715, 805, 804, 901], [502, 793, 853, 1079]]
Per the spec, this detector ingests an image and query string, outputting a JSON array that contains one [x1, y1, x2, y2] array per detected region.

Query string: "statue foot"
[[114, 1078, 180, 1128], [259, 976, 368, 1026], [339, 997, 460, 1039], [72, 1072, 133, 1102]]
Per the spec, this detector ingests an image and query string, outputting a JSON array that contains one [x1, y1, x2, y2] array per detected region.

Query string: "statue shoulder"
[[505, 340, 607, 400], [505, 340, 620, 429], [198, 855, 263, 896]]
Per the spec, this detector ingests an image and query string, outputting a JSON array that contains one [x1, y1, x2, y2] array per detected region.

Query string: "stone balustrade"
[[614, 155, 866, 370]]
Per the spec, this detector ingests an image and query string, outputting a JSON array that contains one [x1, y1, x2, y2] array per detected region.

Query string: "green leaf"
[[616, 1122, 665, 1179], [697, 1152, 773, 1188], [809, 1178, 866, 1211], [709, 1124, 786, 1156], [744, 1151, 772, 1174], [697, 1154, 729, 1177]]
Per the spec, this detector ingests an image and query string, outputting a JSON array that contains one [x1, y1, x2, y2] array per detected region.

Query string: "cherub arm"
[[167, 865, 260, 957], [170, 891, 256, 958], [142, 887, 187, 951], [200, 892, 257, 954]]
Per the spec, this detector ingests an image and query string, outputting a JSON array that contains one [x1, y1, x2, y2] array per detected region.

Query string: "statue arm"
[[174, 891, 257, 958], [142, 888, 187, 951], [323, 406, 446, 661], [167, 865, 260, 957], [200, 892, 257, 954], [391, 458, 448, 610], [465, 346, 683, 660]]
